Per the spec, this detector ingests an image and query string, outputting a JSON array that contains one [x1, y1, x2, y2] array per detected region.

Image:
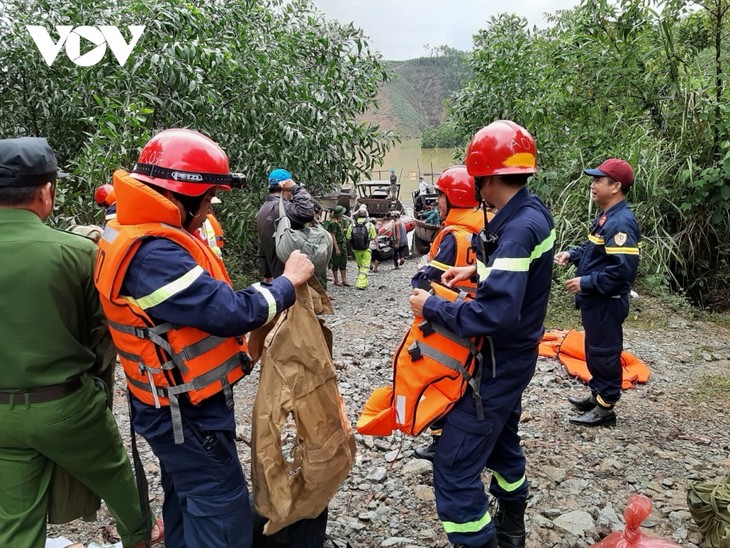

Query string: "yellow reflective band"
[[252, 283, 277, 324], [131, 266, 204, 310], [477, 260, 490, 282], [442, 509, 492, 534], [589, 234, 604, 245], [605, 247, 640, 255], [491, 257, 530, 272], [492, 470, 526, 492], [532, 229, 555, 260], [429, 260, 451, 272]]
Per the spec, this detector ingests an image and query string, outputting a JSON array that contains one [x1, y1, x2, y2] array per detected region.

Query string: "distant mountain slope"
[[360, 57, 463, 137]]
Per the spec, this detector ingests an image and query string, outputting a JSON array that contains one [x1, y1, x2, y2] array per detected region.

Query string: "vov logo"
[[26, 25, 146, 67]]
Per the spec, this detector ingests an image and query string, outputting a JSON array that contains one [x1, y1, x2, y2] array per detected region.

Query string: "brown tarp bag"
[[249, 282, 355, 535]]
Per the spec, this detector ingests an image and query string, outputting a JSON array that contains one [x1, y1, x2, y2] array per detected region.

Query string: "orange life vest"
[[207, 213, 224, 248], [357, 282, 484, 437], [95, 171, 251, 441], [427, 207, 489, 281]]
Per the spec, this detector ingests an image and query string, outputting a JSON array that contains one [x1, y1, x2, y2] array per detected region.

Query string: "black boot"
[[414, 435, 439, 462], [453, 537, 498, 548], [569, 404, 616, 427], [567, 394, 597, 412], [493, 499, 526, 548]]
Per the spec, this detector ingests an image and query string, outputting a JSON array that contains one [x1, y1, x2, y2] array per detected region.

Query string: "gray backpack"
[[275, 195, 333, 272]]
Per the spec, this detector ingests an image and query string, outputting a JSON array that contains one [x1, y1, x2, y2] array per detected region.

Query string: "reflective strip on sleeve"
[[605, 246, 640, 255], [477, 229, 554, 282], [491, 257, 530, 272], [128, 265, 204, 310], [532, 229, 555, 260], [429, 259, 451, 272], [588, 234, 604, 245], [442, 509, 492, 534], [252, 283, 277, 324], [492, 470, 526, 492], [477, 260, 490, 282]]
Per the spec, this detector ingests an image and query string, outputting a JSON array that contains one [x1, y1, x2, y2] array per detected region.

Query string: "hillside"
[[361, 57, 465, 137]]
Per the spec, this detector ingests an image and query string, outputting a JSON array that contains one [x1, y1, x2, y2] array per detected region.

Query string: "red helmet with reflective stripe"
[[94, 183, 115, 206], [434, 165, 478, 208], [130, 129, 233, 196], [465, 120, 537, 177]]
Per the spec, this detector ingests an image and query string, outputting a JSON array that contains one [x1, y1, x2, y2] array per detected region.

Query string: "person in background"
[[389, 168, 398, 200], [411, 165, 487, 462], [94, 129, 314, 547], [95, 182, 117, 222], [312, 202, 329, 290], [424, 203, 441, 225], [409, 121, 555, 548], [554, 158, 640, 427], [196, 195, 225, 258], [388, 210, 408, 269], [327, 205, 350, 286], [256, 168, 315, 282], [0, 137, 162, 548], [346, 204, 376, 290]]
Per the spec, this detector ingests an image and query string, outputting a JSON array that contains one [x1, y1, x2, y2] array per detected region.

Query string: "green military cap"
[[0, 137, 66, 187]]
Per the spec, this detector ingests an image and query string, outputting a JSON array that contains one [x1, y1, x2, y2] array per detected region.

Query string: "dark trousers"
[[433, 349, 536, 547], [252, 506, 328, 547], [581, 295, 629, 405], [393, 244, 402, 267], [134, 414, 252, 548]]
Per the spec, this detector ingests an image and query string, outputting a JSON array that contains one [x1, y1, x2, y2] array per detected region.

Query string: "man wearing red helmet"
[[94, 128, 314, 548], [411, 165, 487, 461], [555, 158, 640, 427], [410, 121, 555, 548], [95, 183, 117, 221]]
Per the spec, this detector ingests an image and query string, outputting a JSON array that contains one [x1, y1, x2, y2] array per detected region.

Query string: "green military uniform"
[[0, 138, 152, 548]]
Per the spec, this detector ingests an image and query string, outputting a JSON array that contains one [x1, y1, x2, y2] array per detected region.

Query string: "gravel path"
[[50, 256, 730, 548]]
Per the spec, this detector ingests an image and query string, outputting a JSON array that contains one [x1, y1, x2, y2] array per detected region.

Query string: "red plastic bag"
[[590, 494, 682, 547]]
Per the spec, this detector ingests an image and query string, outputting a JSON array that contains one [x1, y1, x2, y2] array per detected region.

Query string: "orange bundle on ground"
[[539, 329, 650, 389]]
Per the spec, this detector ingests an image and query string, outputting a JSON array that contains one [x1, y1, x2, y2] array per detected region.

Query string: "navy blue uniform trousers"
[[131, 396, 252, 548], [434, 347, 536, 547], [581, 295, 630, 404]]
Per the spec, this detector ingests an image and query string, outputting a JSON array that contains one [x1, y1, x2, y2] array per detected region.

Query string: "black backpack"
[[350, 221, 370, 250]]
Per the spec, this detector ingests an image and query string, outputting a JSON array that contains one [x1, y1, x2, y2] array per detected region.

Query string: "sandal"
[[342, 282, 351, 286], [129, 518, 164, 548], [333, 281, 342, 286]]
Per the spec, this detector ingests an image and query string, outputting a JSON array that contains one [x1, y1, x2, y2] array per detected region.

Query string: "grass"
[[687, 374, 730, 404]]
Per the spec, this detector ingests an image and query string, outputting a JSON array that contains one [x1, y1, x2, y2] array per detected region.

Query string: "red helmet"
[[434, 165, 478, 208], [94, 183, 115, 206], [465, 120, 537, 177], [130, 128, 233, 196]]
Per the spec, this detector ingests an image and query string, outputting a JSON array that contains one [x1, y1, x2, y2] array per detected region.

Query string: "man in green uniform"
[[0, 137, 157, 548]]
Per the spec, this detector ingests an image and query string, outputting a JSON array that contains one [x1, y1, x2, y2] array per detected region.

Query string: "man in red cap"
[[554, 158, 641, 427]]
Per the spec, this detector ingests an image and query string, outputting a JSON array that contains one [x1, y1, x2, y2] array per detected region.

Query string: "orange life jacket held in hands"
[[357, 282, 484, 436]]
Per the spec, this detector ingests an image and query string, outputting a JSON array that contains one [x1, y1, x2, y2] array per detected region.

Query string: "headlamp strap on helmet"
[[132, 162, 235, 185]]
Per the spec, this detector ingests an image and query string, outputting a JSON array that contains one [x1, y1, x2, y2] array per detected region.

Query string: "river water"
[[370, 138, 461, 199]]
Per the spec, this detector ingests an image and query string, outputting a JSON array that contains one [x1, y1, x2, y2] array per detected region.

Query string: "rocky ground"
[[50, 257, 730, 548]]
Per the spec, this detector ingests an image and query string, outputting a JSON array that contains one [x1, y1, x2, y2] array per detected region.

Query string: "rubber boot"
[[493, 499, 526, 548]]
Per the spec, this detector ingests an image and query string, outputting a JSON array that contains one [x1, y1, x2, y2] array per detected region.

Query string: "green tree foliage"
[[443, 0, 730, 307], [0, 0, 397, 264], [421, 120, 468, 148]]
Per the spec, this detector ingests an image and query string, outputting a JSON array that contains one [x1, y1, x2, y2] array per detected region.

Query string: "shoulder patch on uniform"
[[614, 232, 627, 246]]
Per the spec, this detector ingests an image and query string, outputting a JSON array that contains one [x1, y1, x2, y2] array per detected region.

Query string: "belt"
[[0, 376, 84, 404]]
